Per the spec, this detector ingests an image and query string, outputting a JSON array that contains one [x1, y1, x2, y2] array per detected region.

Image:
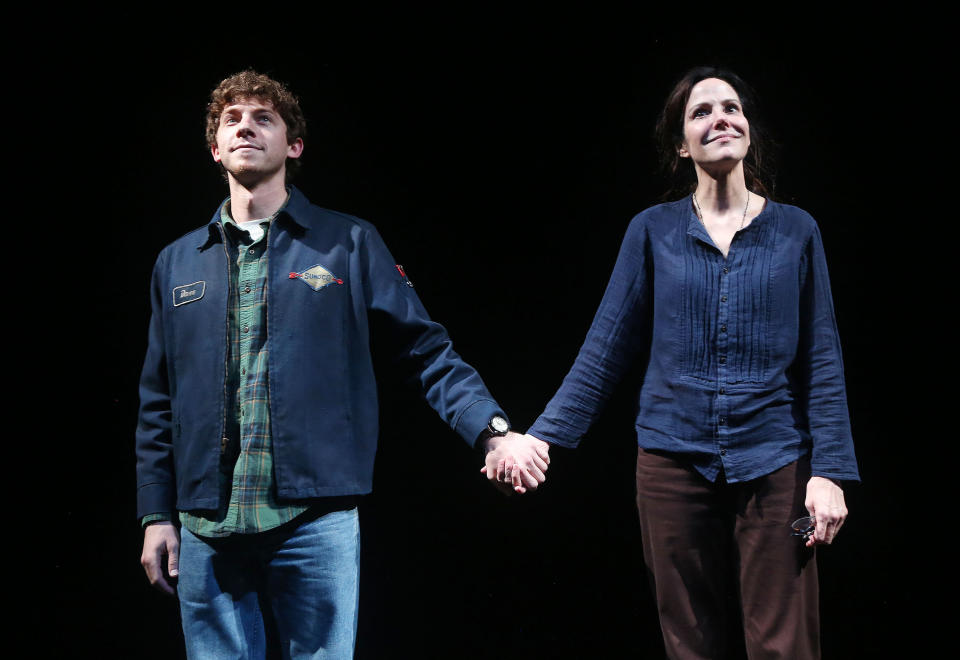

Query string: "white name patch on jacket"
[[172, 281, 206, 307]]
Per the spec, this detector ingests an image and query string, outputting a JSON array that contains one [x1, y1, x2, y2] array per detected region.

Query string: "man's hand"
[[141, 522, 180, 595], [804, 476, 848, 547], [480, 432, 550, 494]]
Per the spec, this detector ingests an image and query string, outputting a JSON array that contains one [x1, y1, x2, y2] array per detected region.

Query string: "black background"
[[49, 15, 940, 659]]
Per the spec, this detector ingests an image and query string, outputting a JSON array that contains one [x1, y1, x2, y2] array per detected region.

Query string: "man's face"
[[211, 97, 303, 185]]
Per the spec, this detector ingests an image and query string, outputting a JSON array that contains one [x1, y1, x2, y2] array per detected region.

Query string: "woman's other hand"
[[804, 476, 848, 547]]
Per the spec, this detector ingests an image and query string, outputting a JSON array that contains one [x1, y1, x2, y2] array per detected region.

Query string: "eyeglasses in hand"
[[791, 516, 816, 542]]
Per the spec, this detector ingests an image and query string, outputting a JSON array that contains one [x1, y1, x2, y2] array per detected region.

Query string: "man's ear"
[[287, 138, 304, 160], [211, 143, 222, 163]]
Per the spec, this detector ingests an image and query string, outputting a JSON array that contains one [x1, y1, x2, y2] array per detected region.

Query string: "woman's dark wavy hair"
[[654, 66, 775, 200]]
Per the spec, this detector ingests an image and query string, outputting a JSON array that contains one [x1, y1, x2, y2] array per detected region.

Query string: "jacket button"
[[221, 437, 229, 453]]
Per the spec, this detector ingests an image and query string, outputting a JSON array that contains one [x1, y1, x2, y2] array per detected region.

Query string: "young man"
[[136, 70, 548, 658]]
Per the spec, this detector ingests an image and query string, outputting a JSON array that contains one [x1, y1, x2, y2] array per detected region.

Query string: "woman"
[[506, 67, 860, 658]]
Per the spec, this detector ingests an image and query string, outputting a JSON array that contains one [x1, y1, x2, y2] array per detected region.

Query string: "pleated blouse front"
[[529, 197, 860, 484]]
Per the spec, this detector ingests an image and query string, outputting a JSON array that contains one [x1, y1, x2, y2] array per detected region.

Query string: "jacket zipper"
[[217, 223, 231, 464]]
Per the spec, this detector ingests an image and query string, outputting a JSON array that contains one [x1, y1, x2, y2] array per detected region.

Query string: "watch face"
[[490, 416, 509, 433]]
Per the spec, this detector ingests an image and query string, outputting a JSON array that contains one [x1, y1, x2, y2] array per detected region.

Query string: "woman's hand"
[[804, 476, 848, 547], [481, 432, 551, 494]]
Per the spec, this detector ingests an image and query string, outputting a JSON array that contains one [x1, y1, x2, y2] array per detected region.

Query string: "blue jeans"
[[178, 507, 360, 659]]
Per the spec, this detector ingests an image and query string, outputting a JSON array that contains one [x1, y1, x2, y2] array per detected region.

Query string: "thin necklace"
[[692, 191, 751, 231]]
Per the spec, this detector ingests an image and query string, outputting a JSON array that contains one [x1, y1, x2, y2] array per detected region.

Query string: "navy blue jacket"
[[528, 199, 860, 484], [136, 187, 505, 518]]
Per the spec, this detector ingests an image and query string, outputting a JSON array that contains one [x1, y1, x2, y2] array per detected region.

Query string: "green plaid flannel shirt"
[[143, 199, 309, 536]]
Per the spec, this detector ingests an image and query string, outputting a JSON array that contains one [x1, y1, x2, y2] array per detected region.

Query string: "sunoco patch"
[[289, 264, 344, 291]]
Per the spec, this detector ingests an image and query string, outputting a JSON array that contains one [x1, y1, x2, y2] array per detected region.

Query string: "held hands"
[[141, 521, 180, 595], [481, 432, 550, 495], [804, 476, 848, 547]]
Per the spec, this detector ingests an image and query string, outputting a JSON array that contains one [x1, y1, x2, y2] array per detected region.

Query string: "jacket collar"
[[198, 185, 311, 249]]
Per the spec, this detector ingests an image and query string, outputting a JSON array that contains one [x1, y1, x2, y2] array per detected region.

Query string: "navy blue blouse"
[[528, 197, 860, 483]]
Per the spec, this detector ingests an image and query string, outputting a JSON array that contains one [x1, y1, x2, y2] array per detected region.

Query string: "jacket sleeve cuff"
[[453, 399, 507, 448], [137, 482, 176, 521]]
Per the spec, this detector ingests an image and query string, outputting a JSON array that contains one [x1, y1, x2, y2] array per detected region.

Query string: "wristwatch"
[[486, 415, 510, 436], [477, 414, 510, 448]]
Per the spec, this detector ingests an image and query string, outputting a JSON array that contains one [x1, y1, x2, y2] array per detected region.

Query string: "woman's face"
[[678, 78, 751, 171]]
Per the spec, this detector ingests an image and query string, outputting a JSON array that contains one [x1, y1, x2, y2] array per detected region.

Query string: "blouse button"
[[721, 295, 728, 303]]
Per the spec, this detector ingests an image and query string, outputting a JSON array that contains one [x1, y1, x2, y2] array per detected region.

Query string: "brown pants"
[[636, 450, 819, 660]]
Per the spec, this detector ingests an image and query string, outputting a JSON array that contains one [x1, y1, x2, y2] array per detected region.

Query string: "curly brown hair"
[[206, 70, 307, 180], [654, 66, 775, 200]]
